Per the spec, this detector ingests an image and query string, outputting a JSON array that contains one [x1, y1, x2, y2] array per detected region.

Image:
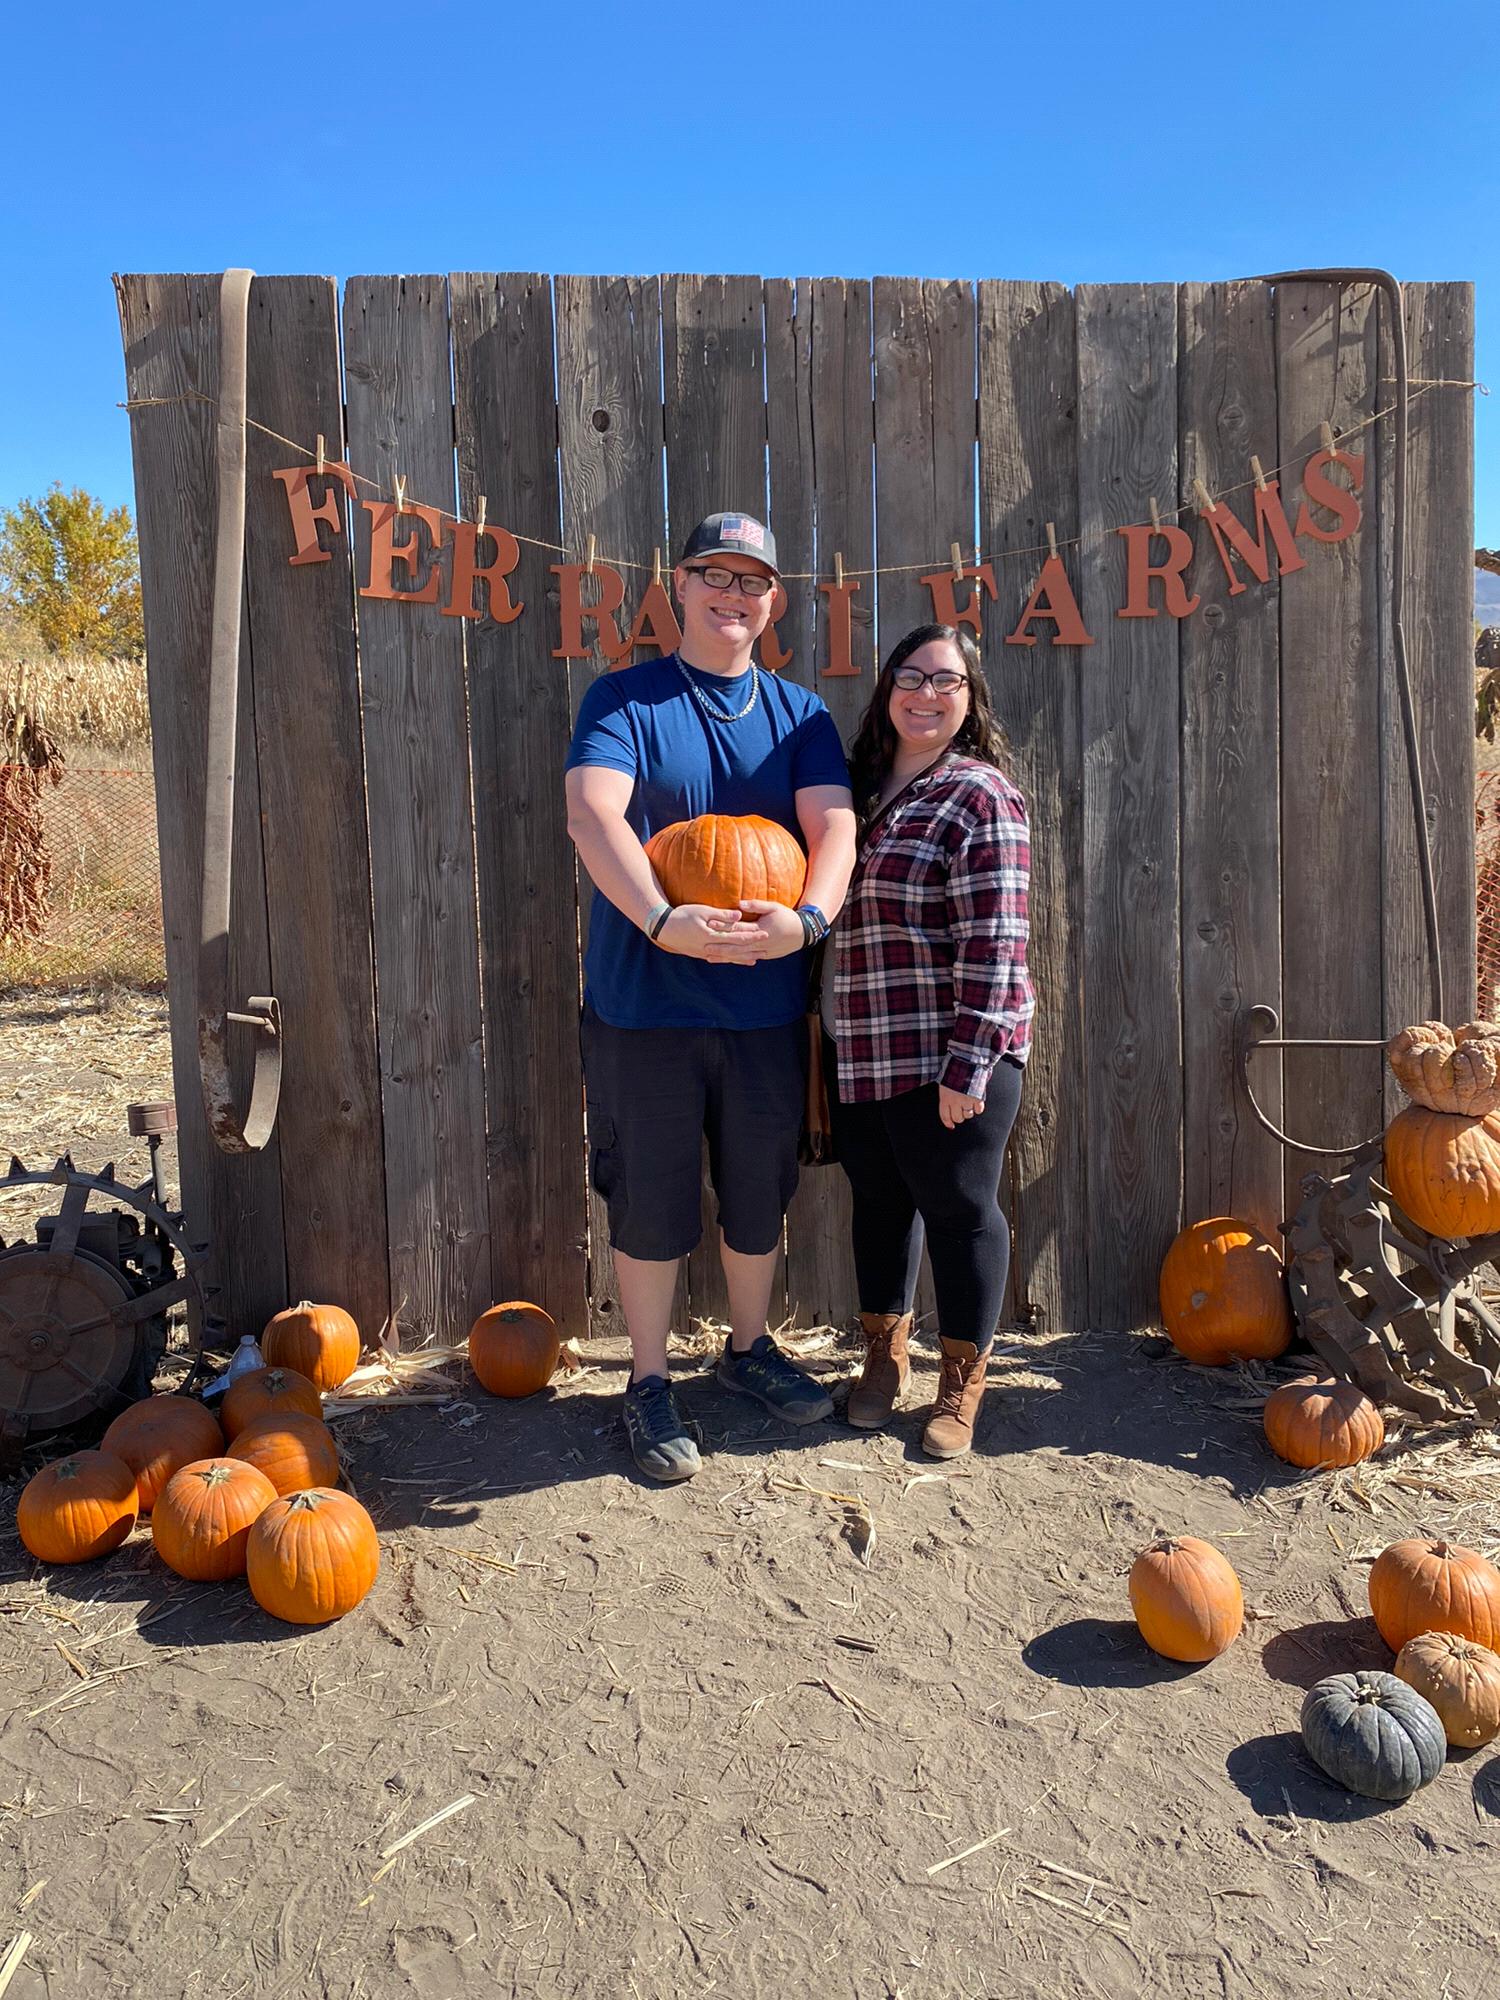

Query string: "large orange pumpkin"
[[227, 1411, 340, 1496], [261, 1300, 361, 1391], [17, 1450, 138, 1564], [1129, 1535, 1244, 1662], [1368, 1538, 1500, 1653], [1395, 1630, 1500, 1748], [1158, 1217, 1293, 1365], [151, 1458, 278, 1580], [1262, 1375, 1384, 1470], [221, 1365, 322, 1442], [644, 814, 806, 911], [247, 1487, 380, 1625], [1382, 1105, 1500, 1240], [101, 1395, 225, 1512], [469, 1301, 560, 1398]]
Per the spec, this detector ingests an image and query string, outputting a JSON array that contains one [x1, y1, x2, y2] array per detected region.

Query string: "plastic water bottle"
[[203, 1333, 265, 1398]]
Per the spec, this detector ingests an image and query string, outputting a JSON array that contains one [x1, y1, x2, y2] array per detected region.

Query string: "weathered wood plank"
[[554, 275, 666, 1341], [242, 276, 388, 1346], [1076, 284, 1182, 1330], [662, 274, 770, 1333], [769, 277, 860, 1329], [342, 276, 490, 1342], [115, 273, 287, 1340], [1379, 282, 1477, 1096], [977, 280, 1086, 1332], [451, 272, 587, 1339], [1276, 282, 1384, 1202], [1178, 281, 1285, 1241]]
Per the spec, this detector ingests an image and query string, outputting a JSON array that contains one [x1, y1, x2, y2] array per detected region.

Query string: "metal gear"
[[0, 1150, 221, 1459]]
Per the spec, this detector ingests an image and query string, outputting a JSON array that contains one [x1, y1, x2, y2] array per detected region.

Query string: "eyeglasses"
[[685, 564, 775, 598], [891, 666, 968, 694]]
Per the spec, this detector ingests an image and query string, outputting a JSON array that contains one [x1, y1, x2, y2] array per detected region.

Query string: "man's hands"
[[656, 899, 807, 965]]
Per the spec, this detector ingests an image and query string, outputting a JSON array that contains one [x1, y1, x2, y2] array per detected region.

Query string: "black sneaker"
[[622, 1375, 701, 1483], [715, 1335, 834, 1426]]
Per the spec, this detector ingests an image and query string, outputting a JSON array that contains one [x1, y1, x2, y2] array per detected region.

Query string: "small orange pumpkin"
[[644, 814, 806, 911], [1262, 1375, 1384, 1470], [261, 1300, 361, 1391], [1158, 1217, 1293, 1365], [17, 1450, 138, 1564], [101, 1395, 225, 1512], [1395, 1630, 1500, 1748], [247, 1487, 380, 1625], [1382, 1105, 1500, 1240], [221, 1365, 322, 1442], [469, 1301, 561, 1398], [1129, 1535, 1244, 1662], [1368, 1538, 1500, 1653], [151, 1458, 278, 1580], [227, 1411, 340, 1496]]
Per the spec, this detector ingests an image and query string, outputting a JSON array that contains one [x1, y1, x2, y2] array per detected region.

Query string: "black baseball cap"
[[679, 511, 779, 575]]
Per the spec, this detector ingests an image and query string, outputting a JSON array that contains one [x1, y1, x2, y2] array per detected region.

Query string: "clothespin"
[[585, 534, 597, 577], [950, 541, 965, 584], [393, 472, 408, 516], [652, 547, 663, 589], [1149, 497, 1162, 534], [475, 495, 487, 537], [1192, 477, 1215, 513], [1250, 455, 1267, 493], [834, 551, 844, 590], [1320, 420, 1338, 456], [315, 434, 326, 477], [1045, 523, 1058, 561]]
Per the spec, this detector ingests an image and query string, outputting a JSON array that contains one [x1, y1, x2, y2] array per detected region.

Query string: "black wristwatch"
[[796, 904, 830, 947]]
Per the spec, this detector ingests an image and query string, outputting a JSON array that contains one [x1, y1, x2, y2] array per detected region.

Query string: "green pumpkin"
[[1300, 1669, 1446, 1800]]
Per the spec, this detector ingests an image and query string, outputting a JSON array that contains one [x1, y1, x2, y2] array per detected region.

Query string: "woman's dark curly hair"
[[846, 624, 1012, 815]]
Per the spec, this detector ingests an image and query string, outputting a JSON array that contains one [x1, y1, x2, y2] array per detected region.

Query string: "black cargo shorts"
[[579, 1004, 805, 1261]]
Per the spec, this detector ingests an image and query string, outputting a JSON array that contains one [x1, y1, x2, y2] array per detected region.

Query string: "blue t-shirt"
[[565, 654, 850, 1029]]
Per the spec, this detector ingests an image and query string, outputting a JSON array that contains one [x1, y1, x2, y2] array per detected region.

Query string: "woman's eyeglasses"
[[685, 564, 775, 598], [891, 667, 968, 693]]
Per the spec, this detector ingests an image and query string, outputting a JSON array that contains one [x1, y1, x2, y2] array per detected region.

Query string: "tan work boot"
[[846, 1312, 912, 1429], [922, 1337, 989, 1458]]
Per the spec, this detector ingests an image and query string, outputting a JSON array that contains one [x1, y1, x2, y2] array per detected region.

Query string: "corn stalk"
[[0, 668, 65, 944]]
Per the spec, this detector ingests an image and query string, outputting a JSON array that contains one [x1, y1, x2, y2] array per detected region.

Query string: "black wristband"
[[796, 904, 830, 946], [647, 905, 674, 943]]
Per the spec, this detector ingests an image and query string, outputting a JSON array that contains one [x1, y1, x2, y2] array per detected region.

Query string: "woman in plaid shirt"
[[825, 624, 1034, 1458]]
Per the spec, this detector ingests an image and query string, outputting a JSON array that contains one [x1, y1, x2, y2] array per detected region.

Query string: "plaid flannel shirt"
[[832, 755, 1033, 1102]]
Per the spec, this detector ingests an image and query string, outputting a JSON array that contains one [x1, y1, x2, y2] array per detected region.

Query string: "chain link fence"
[[0, 759, 164, 989]]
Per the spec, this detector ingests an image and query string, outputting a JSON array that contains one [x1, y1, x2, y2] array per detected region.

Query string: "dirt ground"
[[1, 991, 1498, 2000]]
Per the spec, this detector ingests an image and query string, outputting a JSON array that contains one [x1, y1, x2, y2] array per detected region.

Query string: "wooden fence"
[[116, 274, 1476, 1347]]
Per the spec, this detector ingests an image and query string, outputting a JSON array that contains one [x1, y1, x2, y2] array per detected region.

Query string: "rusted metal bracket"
[[1238, 1004, 1387, 1156], [197, 268, 283, 1155]]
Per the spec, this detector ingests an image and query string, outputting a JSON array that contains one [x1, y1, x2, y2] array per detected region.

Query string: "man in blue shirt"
[[565, 512, 856, 1482]]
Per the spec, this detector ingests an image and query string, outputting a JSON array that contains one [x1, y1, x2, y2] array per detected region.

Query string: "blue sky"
[[3, 2, 1496, 542]]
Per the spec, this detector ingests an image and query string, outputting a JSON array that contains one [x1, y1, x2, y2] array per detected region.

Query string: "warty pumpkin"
[[261, 1300, 361, 1392], [1128, 1535, 1244, 1662], [1386, 1020, 1500, 1117], [469, 1301, 561, 1399], [1301, 1670, 1445, 1799], [1382, 1105, 1500, 1240], [151, 1458, 278, 1580], [1158, 1217, 1293, 1365], [1394, 1630, 1500, 1748], [247, 1487, 380, 1625], [1368, 1537, 1500, 1653], [227, 1410, 340, 1496], [644, 814, 807, 911], [101, 1394, 224, 1512], [17, 1450, 138, 1564], [1262, 1375, 1384, 1470], [221, 1365, 322, 1442]]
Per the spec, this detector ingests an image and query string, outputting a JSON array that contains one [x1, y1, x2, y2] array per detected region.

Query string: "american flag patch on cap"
[[719, 514, 765, 549]]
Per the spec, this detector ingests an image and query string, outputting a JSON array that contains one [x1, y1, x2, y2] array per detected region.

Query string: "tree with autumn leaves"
[[0, 485, 143, 657]]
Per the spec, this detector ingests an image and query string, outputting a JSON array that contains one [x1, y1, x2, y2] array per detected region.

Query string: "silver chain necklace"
[[675, 655, 759, 723]]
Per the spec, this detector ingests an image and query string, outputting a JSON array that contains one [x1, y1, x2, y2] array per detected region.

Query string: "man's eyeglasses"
[[891, 666, 968, 694], [685, 564, 775, 598]]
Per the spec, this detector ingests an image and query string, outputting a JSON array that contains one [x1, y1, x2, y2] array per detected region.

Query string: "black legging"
[[826, 1034, 1023, 1352]]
